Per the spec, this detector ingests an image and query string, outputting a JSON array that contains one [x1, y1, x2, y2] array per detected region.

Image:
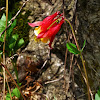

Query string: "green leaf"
[[0, 34, 4, 42], [81, 40, 86, 52], [7, 19, 16, 37], [0, 13, 16, 40], [8, 34, 19, 49], [12, 88, 20, 98], [1, 13, 6, 22], [95, 93, 100, 100], [14, 38, 24, 53], [0, 13, 17, 56], [11, 19, 16, 28], [6, 93, 14, 100], [66, 42, 80, 54], [95, 89, 100, 100], [0, 50, 3, 55], [97, 89, 100, 97], [0, 14, 6, 42], [6, 96, 11, 100], [0, 20, 6, 29], [18, 83, 22, 86], [0, 14, 6, 35], [17, 38, 24, 48]]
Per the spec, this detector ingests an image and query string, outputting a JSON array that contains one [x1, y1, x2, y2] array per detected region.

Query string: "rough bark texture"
[[76, 0, 100, 90]]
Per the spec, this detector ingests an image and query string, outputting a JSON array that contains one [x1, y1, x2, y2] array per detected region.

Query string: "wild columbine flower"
[[28, 11, 64, 49]]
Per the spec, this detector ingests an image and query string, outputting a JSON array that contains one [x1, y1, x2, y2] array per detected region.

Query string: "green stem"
[[65, 19, 79, 50], [80, 53, 90, 99], [65, 18, 91, 100]]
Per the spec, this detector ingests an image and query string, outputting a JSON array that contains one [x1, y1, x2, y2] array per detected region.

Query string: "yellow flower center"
[[34, 26, 42, 36], [34, 26, 49, 43]]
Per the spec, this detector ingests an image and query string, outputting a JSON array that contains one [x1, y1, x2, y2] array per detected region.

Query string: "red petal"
[[42, 25, 60, 38], [41, 21, 53, 31], [40, 17, 58, 32], [43, 18, 64, 38], [49, 35, 55, 49], [28, 21, 43, 27], [43, 11, 60, 22], [37, 32, 45, 38]]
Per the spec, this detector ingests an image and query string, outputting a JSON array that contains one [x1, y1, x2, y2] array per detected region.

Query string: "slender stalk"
[[77, 63, 93, 100], [2, 0, 8, 99], [65, 18, 91, 100], [65, 19, 79, 50], [6, 77, 12, 100], [64, 48, 68, 88], [0, 7, 5, 11], [80, 54, 90, 99], [62, 0, 69, 90]]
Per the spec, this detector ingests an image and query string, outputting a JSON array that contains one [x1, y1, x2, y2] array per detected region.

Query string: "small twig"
[[62, 0, 69, 90], [9, 54, 19, 60], [80, 54, 91, 100], [45, 76, 64, 84], [35, 59, 48, 80], [76, 93, 87, 99], [66, 54, 74, 94], [9, 0, 29, 23], [63, 34, 70, 89], [71, 59, 77, 98], [64, 48, 68, 88], [0, 7, 5, 11], [0, 23, 11, 38], [76, 91, 95, 99], [62, 0, 65, 16], [37, 59, 48, 75], [0, 0, 29, 38], [77, 63, 94, 100], [41, 60, 48, 70], [42, 94, 49, 100], [1, 63, 26, 100], [6, 76, 12, 100], [20, 80, 29, 89]]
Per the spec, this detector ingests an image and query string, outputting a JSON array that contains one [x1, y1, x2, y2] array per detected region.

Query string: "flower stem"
[[80, 53, 90, 99], [65, 18, 91, 100], [65, 19, 79, 50]]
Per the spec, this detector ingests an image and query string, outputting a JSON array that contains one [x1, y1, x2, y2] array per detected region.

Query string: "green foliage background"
[[0, 0, 30, 47]]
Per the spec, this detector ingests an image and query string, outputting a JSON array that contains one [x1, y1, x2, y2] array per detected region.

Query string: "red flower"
[[28, 11, 64, 49], [28, 11, 60, 31]]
